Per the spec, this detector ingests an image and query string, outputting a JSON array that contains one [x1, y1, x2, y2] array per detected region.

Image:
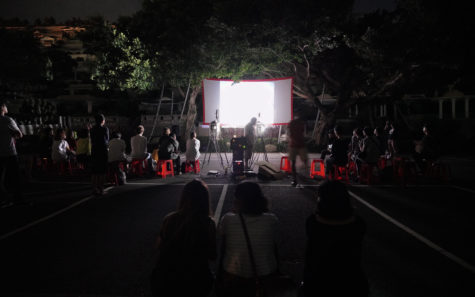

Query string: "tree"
[[0, 28, 46, 95]]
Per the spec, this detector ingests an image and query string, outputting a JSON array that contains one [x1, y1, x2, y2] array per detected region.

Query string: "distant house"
[[39, 36, 55, 47]]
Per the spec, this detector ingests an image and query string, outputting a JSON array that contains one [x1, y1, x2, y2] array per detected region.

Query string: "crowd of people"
[[287, 120, 438, 185], [0, 102, 202, 203], [151, 179, 369, 297]]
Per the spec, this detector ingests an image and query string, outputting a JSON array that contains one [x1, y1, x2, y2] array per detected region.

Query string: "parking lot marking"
[[0, 187, 113, 241], [125, 182, 319, 187], [213, 185, 228, 225], [349, 191, 475, 274], [451, 185, 475, 195]]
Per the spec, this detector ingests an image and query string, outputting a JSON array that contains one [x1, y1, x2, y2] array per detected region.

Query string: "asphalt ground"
[[1, 176, 475, 297]]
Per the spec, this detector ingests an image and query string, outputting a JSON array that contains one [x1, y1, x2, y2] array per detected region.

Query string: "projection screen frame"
[[201, 77, 294, 126]]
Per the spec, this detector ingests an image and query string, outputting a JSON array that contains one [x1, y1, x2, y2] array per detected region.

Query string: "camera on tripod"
[[209, 120, 219, 138]]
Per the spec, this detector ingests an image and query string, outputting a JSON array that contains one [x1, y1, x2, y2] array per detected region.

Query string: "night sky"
[[0, 0, 395, 22]]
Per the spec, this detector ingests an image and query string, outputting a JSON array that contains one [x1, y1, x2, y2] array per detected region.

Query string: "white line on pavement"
[[451, 185, 475, 195], [213, 184, 228, 225], [0, 186, 113, 241], [126, 182, 320, 187], [349, 191, 475, 274]]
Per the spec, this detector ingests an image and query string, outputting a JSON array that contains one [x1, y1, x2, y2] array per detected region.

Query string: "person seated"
[[185, 131, 200, 170], [325, 126, 349, 177], [413, 124, 437, 172], [157, 127, 178, 172], [217, 182, 279, 297], [348, 127, 363, 177], [66, 129, 77, 152], [373, 126, 386, 155], [386, 121, 398, 158], [359, 127, 380, 165], [109, 132, 127, 163], [130, 125, 153, 173], [320, 129, 335, 160], [76, 128, 91, 169], [303, 180, 369, 297], [51, 128, 75, 164], [150, 180, 216, 297], [108, 132, 127, 184]]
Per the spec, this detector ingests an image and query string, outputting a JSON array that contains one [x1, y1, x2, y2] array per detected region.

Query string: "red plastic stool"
[[54, 160, 72, 175], [108, 162, 126, 185], [185, 160, 200, 173], [310, 159, 325, 178], [130, 159, 147, 176], [330, 165, 349, 183], [280, 156, 291, 173], [359, 163, 380, 185], [377, 156, 387, 170], [157, 159, 174, 178]]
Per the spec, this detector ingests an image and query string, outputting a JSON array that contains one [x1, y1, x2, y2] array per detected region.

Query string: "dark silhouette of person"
[[303, 180, 369, 297], [217, 182, 279, 297], [90, 114, 109, 195], [414, 124, 438, 172], [324, 126, 348, 176], [151, 179, 217, 297], [244, 117, 257, 169]]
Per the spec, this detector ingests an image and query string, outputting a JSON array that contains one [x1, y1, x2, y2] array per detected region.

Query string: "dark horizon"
[[0, 0, 395, 23]]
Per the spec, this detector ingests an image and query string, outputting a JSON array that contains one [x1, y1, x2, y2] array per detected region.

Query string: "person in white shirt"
[[52, 128, 75, 162], [218, 182, 279, 297], [108, 132, 127, 163], [130, 125, 153, 173], [185, 132, 200, 172], [0, 101, 23, 206], [108, 132, 127, 185]]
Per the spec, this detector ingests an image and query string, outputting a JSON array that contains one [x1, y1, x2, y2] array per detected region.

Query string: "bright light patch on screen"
[[219, 81, 274, 127]]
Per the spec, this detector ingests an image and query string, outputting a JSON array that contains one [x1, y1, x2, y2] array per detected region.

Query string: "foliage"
[[91, 28, 159, 91]]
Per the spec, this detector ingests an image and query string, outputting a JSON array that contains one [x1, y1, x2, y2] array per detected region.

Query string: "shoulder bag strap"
[[238, 213, 260, 284]]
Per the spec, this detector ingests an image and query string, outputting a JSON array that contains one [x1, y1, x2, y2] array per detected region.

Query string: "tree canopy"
[[90, 0, 475, 141]]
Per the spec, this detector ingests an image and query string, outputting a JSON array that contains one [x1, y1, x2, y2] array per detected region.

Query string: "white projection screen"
[[202, 78, 293, 127]]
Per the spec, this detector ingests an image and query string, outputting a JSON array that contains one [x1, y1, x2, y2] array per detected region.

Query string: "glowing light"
[[219, 81, 274, 127]]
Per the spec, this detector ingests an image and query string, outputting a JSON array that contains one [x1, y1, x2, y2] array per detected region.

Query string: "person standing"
[[244, 117, 257, 170], [169, 133, 181, 174], [90, 114, 109, 196], [287, 114, 308, 186], [0, 101, 23, 207]]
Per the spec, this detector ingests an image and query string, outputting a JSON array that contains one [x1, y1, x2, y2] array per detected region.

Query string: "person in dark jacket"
[[90, 114, 109, 195], [303, 180, 369, 297], [324, 126, 348, 176], [151, 179, 216, 297]]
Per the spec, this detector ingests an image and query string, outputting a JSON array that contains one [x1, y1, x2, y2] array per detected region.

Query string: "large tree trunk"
[[314, 111, 335, 148], [184, 87, 200, 137]]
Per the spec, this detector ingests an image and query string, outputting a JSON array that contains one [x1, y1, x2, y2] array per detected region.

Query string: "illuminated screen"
[[202, 78, 293, 127]]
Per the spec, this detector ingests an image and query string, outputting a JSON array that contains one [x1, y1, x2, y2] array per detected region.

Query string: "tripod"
[[247, 135, 269, 170], [202, 131, 230, 172]]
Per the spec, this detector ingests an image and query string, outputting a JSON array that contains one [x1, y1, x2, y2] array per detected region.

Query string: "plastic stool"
[[185, 160, 200, 173], [280, 156, 291, 173], [330, 165, 349, 183], [157, 159, 174, 178], [310, 159, 325, 178], [54, 160, 72, 175], [131, 159, 147, 176], [359, 163, 380, 185]]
